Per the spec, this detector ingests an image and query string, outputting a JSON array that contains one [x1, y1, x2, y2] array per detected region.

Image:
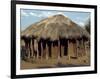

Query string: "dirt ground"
[[21, 53, 90, 69]]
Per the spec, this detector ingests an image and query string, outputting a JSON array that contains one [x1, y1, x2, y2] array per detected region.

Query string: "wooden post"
[[78, 40, 81, 57], [84, 41, 87, 56], [81, 39, 84, 56], [51, 42, 53, 58], [24, 40, 28, 59], [59, 40, 62, 58], [76, 39, 79, 57], [64, 39, 68, 56], [38, 41, 41, 59], [68, 40, 70, 60], [42, 40, 46, 59], [50, 42, 52, 58], [32, 39, 35, 58], [73, 40, 77, 57], [40, 41, 43, 59], [34, 39, 39, 59], [60, 40, 64, 58], [41, 42, 43, 59], [47, 41, 52, 58], [58, 40, 60, 59], [82, 39, 86, 56], [55, 45, 58, 59], [30, 39, 33, 57], [27, 41, 30, 59], [29, 39, 32, 58], [61, 46, 64, 57], [46, 43, 49, 60], [37, 41, 39, 59], [79, 39, 84, 57], [68, 40, 73, 58], [51, 42, 54, 58]]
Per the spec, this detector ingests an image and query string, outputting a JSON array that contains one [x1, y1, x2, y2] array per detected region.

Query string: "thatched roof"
[[21, 14, 89, 41]]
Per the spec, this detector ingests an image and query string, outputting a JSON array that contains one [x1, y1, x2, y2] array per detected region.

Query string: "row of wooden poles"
[[21, 37, 89, 60]]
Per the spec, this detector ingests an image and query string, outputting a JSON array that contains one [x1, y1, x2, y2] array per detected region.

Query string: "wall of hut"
[[21, 37, 90, 60]]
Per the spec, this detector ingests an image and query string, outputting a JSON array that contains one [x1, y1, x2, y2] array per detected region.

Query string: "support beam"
[[42, 40, 46, 59], [34, 39, 39, 59], [40, 41, 43, 59], [38, 41, 41, 59], [78, 40, 81, 57], [47, 41, 52, 58], [58, 40, 60, 59], [23, 40, 28, 59], [60, 40, 64, 57], [73, 40, 77, 57], [45, 43, 49, 60], [59, 40, 62, 58], [76, 39, 79, 57], [50, 43, 52, 58], [80, 40, 83, 57], [84, 41, 88, 56], [64, 39, 68, 56], [51, 42, 53, 58], [82, 39, 86, 56], [68, 40, 70, 60], [30, 39, 33, 57], [32, 39, 35, 58], [27, 42, 30, 59]]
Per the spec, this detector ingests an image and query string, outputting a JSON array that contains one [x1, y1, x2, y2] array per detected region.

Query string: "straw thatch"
[[21, 14, 89, 41]]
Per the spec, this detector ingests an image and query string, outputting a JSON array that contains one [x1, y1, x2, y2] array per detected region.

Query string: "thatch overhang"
[[21, 14, 90, 41]]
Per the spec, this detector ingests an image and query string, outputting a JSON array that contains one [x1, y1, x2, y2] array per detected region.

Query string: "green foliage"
[[85, 19, 90, 34]]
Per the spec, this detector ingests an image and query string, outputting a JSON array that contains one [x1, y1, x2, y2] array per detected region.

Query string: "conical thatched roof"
[[21, 14, 89, 41]]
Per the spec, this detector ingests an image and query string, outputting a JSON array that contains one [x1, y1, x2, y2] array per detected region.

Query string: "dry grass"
[[21, 14, 89, 40]]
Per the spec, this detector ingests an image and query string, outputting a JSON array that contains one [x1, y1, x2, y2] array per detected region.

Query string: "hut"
[[21, 14, 90, 60]]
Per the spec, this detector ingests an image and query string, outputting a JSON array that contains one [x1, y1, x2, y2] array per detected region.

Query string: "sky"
[[20, 9, 90, 31]]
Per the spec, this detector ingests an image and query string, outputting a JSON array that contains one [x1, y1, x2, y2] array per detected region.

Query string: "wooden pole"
[[84, 41, 87, 56], [51, 42, 54, 58], [37, 41, 39, 59], [42, 40, 46, 59], [58, 40, 60, 59], [83, 39, 86, 56], [38, 41, 40, 59], [47, 41, 52, 58], [60, 40, 62, 58], [40, 41, 43, 59], [27, 41, 30, 59], [34, 39, 39, 59], [46, 42, 48, 60], [60, 40, 63, 58], [76, 39, 79, 57], [81, 39, 83, 56], [24, 40, 28, 59], [51, 42, 53, 58], [32, 39, 35, 58], [78, 40, 81, 57], [74, 40, 77, 57], [30, 38, 33, 57], [68, 40, 70, 60]]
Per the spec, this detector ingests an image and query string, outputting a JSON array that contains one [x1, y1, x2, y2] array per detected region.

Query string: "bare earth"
[[21, 53, 90, 69]]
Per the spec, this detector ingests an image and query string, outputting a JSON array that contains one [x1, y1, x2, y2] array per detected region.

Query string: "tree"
[[85, 19, 90, 34]]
